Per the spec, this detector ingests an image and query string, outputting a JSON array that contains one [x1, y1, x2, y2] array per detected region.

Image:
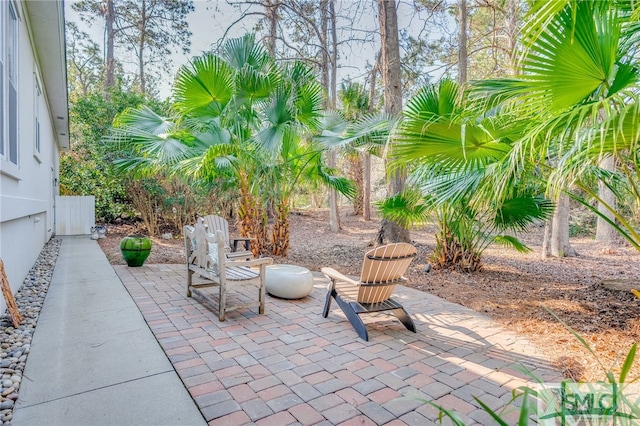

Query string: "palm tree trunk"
[[270, 199, 290, 256], [237, 173, 267, 256]]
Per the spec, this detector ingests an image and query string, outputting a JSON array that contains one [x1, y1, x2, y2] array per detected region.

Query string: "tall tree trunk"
[[378, 0, 402, 117], [320, 0, 340, 232], [551, 192, 577, 257], [329, 0, 337, 104], [320, 0, 330, 97], [363, 52, 381, 222], [458, 0, 468, 84], [105, 0, 116, 90], [595, 156, 617, 244], [505, 0, 519, 75], [541, 220, 552, 258], [264, 0, 279, 56], [138, 0, 147, 94], [349, 153, 364, 215], [363, 153, 372, 221], [377, 0, 409, 242], [328, 151, 341, 232]]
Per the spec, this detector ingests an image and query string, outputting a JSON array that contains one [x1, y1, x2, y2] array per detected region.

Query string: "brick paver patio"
[[115, 264, 561, 425]]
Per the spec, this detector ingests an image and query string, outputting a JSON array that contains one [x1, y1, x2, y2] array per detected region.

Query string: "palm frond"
[[173, 54, 235, 116], [492, 235, 532, 253], [294, 80, 324, 130], [375, 190, 431, 229], [221, 34, 269, 70], [105, 102, 209, 169], [315, 163, 357, 199], [404, 78, 460, 119], [410, 165, 485, 206], [316, 112, 393, 150], [253, 124, 288, 155], [234, 66, 274, 102], [113, 106, 173, 135], [492, 195, 554, 231]]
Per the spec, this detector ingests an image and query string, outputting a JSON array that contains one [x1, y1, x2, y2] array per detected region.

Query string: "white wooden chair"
[[184, 218, 272, 321], [322, 243, 417, 341], [201, 215, 254, 258]]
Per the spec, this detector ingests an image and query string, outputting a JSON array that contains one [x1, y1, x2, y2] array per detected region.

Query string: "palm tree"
[[108, 34, 355, 256], [474, 0, 640, 250], [381, 79, 552, 271]]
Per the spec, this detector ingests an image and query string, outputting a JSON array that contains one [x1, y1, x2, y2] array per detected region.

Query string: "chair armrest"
[[225, 256, 273, 268], [227, 250, 254, 260], [321, 267, 360, 285]]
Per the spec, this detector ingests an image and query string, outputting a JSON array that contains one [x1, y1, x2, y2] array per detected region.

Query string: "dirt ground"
[[98, 209, 640, 382]]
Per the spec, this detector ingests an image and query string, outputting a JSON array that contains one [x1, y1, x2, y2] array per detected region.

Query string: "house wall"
[[0, 0, 66, 311]]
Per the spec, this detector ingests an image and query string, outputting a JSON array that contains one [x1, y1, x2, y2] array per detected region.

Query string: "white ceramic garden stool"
[[265, 264, 314, 299]]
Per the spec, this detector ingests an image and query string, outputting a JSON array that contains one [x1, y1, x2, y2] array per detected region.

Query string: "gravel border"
[[0, 238, 61, 424]]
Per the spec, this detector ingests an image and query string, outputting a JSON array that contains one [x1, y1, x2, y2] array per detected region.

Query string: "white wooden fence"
[[55, 196, 95, 235]]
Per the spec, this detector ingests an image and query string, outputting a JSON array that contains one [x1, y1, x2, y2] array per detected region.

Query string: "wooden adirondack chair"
[[321, 243, 418, 341], [201, 215, 254, 257], [184, 218, 272, 321]]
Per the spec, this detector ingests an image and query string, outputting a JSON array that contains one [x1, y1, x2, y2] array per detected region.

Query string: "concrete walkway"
[[12, 237, 205, 426]]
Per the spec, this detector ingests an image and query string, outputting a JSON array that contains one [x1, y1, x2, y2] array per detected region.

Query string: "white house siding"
[[0, 0, 68, 310]]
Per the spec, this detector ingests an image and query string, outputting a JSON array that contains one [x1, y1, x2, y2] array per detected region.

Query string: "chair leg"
[[333, 295, 369, 341], [186, 269, 193, 297], [322, 288, 334, 318], [258, 280, 266, 315], [219, 284, 226, 322], [391, 307, 416, 333]]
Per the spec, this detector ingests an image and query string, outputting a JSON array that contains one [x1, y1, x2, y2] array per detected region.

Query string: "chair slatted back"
[[358, 243, 417, 303], [190, 217, 219, 272], [202, 215, 231, 249]]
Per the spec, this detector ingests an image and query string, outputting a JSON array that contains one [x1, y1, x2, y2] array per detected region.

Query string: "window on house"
[[0, 2, 5, 157], [34, 75, 41, 155], [7, 1, 18, 165]]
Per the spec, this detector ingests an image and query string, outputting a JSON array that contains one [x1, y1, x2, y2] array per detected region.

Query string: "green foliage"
[[59, 152, 131, 222], [380, 79, 551, 271], [61, 86, 168, 222], [472, 0, 640, 251], [107, 34, 356, 255]]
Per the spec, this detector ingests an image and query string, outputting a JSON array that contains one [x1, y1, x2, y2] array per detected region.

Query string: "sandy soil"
[[98, 208, 640, 382]]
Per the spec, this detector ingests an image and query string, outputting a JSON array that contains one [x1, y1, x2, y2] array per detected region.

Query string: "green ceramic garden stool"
[[120, 234, 152, 267]]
